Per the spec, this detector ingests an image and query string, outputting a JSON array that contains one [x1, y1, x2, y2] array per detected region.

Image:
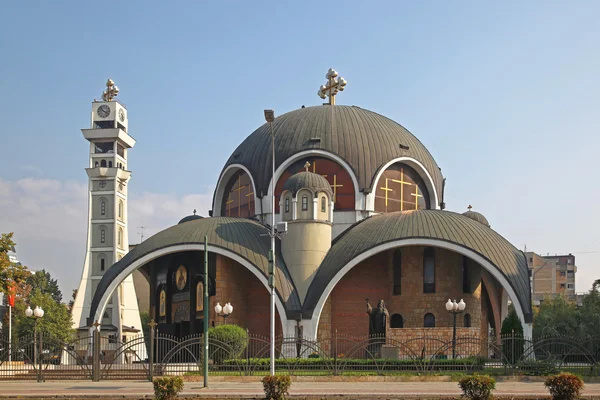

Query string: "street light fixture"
[[25, 305, 44, 382], [445, 299, 466, 360], [214, 302, 234, 323], [264, 109, 276, 377]]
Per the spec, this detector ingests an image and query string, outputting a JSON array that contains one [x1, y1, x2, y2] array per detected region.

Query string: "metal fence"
[[2, 330, 600, 380]]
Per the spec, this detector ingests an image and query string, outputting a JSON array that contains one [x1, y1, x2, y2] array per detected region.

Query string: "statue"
[[366, 298, 389, 337]]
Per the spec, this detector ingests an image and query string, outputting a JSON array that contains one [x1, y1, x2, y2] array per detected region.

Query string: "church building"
[[88, 69, 533, 345]]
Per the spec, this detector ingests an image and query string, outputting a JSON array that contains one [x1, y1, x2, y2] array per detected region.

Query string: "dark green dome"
[[282, 171, 333, 196]]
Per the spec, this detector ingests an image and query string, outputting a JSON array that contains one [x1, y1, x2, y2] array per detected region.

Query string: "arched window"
[[95, 161, 99, 167], [301, 195, 308, 211], [464, 313, 471, 328], [118, 200, 123, 219], [321, 196, 326, 213], [118, 228, 123, 247], [100, 159, 107, 167], [98, 253, 106, 272], [393, 248, 402, 295], [462, 256, 471, 293], [424, 313, 435, 328], [108, 161, 113, 167], [100, 199, 106, 216], [100, 226, 106, 243], [391, 314, 404, 328], [423, 247, 435, 293], [285, 196, 290, 213]]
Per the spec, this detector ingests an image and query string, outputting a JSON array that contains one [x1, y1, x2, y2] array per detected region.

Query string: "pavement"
[[1, 380, 600, 399]]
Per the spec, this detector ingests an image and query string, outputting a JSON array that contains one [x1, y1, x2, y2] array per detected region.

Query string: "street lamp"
[[25, 305, 44, 381], [445, 299, 465, 359], [214, 302, 233, 323], [264, 109, 276, 377]]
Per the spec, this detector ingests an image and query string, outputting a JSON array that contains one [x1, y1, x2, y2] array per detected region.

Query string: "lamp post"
[[264, 109, 276, 377], [25, 305, 44, 382], [214, 302, 233, 324], [445, 299, 465, 359]]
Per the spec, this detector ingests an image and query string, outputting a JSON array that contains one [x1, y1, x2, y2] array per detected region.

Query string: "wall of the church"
[[323, 246, 484, 339]]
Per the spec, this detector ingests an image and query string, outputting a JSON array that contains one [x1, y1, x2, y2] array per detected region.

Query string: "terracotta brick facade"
[[320, 246, 489, 342]]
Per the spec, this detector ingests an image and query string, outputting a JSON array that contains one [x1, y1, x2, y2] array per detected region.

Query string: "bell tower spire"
[[71, 80, 143, 341]]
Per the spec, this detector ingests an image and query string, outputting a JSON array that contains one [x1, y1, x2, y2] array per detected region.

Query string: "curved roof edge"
[[87, 217, 301, 325], [303, 210, 532, 323]]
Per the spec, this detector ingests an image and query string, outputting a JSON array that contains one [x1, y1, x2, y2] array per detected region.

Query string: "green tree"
[[532, 295, 579, 339], [578, 282, 600, 338], [501, 306, 524, 364], [140, 311, 151, 340], [26, 270, 62, 304], [0, 233, 29, 293], [13, 289, 75, 343]]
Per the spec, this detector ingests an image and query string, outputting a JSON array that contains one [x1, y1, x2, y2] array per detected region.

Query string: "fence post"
[[149, 320, 157, 382], [92, 328, 100, 381], [245, 329, 250, 376], [37, 331, 44, 382], [334, 329, 338, 376]]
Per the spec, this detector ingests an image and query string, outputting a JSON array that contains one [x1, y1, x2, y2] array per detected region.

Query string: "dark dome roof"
[[222, 105, 444, 206], [178, 214, 203, 224], [462, 210, 490, 228], [282, 171, 333, 196]]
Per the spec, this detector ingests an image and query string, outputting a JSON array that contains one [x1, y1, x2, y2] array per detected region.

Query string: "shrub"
[[207, 324, 248, 364], [262, 375, 292, 400], [458, 374, 496, 400], [544, 373, 584, 400], [153, 376, 184, 400], [517, 358, 560, 376]]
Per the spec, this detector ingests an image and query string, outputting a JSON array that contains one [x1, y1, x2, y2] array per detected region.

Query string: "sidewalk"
[[1, 380, 600, 398]]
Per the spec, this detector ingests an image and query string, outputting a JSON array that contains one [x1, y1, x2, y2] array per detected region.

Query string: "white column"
[[292, 199, 297, 221], [312, 198, 318, 220], [329, 201, 334, 223]]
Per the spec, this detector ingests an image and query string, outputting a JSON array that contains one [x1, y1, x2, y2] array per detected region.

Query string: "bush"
[[458, 374, 496, 400], [262, 375, 292, 400], [153, 376, 184, 400], [544, 373, 584, 400], [517, 358, 560, 376], [207, 324, 248, 364]]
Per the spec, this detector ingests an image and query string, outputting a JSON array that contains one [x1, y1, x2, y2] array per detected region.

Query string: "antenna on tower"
[[138, 226, 146, 243]]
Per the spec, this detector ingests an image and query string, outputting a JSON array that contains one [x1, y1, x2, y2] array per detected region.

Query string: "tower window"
[[118, 228, 123, 247], [301, 195, 308, 211], [390, 314, 404, 328], [423, 247, 435, 293], [118, 200, 123, 219], [100, 160, 107, 168], [393, 249, 402, 295], [94, 142, 114, 154], [464, 313, 471, 328], [100, 227, 106, 243], [462, 256, 471, 293], [285, 197, 290, 213], [100, 257, 105, 271], [424, 313, 435, 328], [321, 196, 326, 213], [95, 161, 99, 167], [100, 200, 106, 216], [108, 161, 113, 168]]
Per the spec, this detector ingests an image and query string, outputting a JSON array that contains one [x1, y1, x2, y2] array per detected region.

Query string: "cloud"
[[0, 177, 213, 298]]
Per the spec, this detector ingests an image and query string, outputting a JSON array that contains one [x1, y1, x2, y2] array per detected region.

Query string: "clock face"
[[99, 180, 106, 188], [97, 104, 111, 118], [118, 109, 125, 122]]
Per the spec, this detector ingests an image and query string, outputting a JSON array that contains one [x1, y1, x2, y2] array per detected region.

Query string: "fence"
[[2, 330, 600, 381]]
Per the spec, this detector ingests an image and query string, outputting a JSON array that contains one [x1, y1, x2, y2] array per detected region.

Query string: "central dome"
[[222, 105, 444, 206]]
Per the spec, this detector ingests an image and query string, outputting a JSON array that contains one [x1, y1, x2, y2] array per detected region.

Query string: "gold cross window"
[[374, 164, 429, 213]]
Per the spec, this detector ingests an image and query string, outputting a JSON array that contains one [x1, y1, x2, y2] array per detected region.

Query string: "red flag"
[[7, 283, 15, 307]]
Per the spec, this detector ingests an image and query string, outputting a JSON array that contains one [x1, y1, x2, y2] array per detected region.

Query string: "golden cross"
[[102, 79, 119, 102], [148, 319, 158, 329], [331, 174, 343, 203], [92, 320, 101, 329], [226, 198, 234, 216], [411, 185, 423, 210], [379, 178, 393, 210], [246, 187, 254, 210], [318, 68, 347, 105], [231, 176, 247, 215], [304, 161, 311, 172], [391, 168, 412, 211], [312, 161, 327, 177]]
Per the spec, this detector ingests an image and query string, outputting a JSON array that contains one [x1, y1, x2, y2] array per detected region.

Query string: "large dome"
[[222, 105, 444, 206]]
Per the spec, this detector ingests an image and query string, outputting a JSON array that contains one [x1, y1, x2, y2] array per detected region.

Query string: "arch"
[[309, 238, 531, 340], [100, 160, 107, 168], [268, 150, 362, 212], [424, 313, 435, 327], [212, 164, 258, 217], [367, 157, 440, 210], [91, 244, 289, 335], [390, 313, 404, 328]]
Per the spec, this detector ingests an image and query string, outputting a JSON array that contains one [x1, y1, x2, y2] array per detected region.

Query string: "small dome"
[[178, 210, 203, 224], [282, 171, 333, 197], [462, 206, 490, 227]]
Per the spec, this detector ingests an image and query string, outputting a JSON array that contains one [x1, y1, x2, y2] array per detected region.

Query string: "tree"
[[140, 311, 151, 340], [27, 270, 62, 304], [13, 289, 75, 343], [501, 306, 524, 364], [0, 233, 29, 293], [68, 289, 77, 313], [533, 295, 579, 339]]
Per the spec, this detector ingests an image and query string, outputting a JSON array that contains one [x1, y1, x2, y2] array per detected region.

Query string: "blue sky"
[[1, 1, 598, 296]]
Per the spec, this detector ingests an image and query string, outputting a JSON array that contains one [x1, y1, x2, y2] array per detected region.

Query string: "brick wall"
[[326, 246, 484, 338]]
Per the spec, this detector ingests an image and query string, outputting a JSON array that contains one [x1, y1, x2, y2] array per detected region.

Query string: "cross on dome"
[[467, 205, 473, 211], [318, 68, 347, 105], [304, 161, 311, 171], [193, 209, 197, 215], [102, 79, 119, 102]]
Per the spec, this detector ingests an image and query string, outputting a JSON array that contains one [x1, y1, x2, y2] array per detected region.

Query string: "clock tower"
[[71, 80, 143, 340]]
